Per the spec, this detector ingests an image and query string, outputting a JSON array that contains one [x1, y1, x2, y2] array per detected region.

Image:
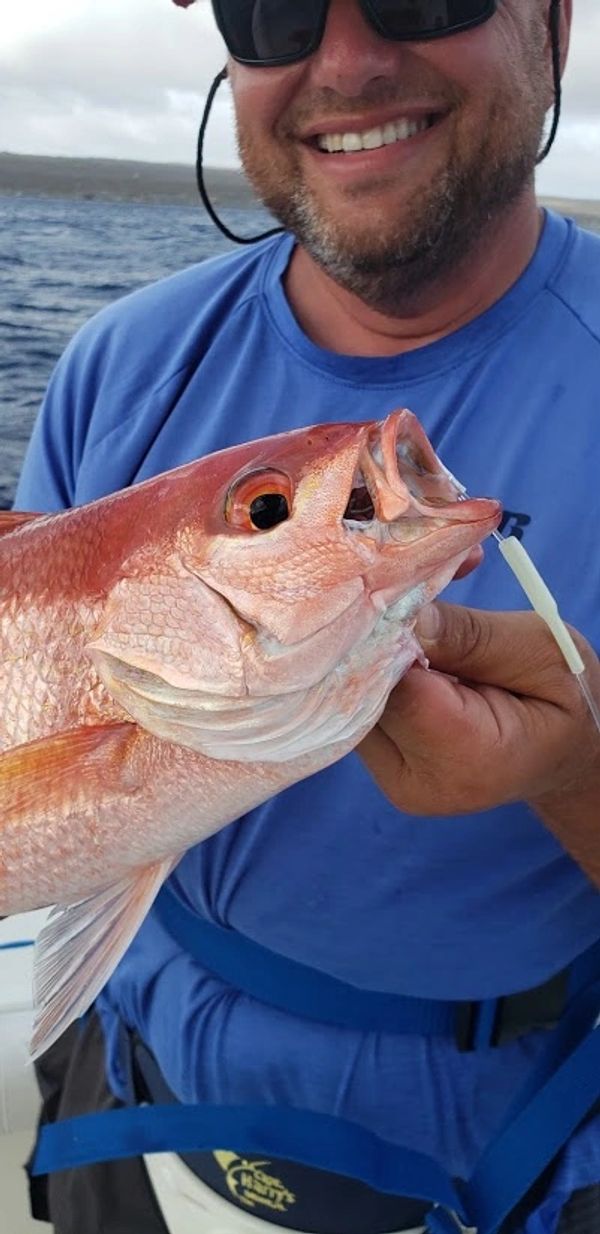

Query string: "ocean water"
[[0, 192, 272, 509], [2, 193, 599, 510]]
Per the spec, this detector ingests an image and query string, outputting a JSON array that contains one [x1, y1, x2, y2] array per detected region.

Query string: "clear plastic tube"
[[575, 666, 600, 735], [491, 529, 600, 737], [447, 476, 600, 737]]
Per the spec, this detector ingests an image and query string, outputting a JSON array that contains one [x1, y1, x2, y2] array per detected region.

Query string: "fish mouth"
[[342, 408, 501, 541]]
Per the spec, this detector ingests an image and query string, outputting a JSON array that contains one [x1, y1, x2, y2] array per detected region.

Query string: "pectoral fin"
[[31, 855, 178, 1060], [0, 511, 43, 536], [0, 724, 181, 1057], [0, 723, 138, 824]]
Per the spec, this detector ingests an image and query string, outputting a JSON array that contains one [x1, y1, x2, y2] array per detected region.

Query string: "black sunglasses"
[[211, 0, 497, 67]]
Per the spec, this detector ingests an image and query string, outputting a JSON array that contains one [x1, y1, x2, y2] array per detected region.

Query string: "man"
[[16, 1, 600, 1232]]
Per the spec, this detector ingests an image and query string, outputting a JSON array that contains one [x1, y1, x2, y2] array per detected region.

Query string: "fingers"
[[414, 602, 590, 701], [359, 663, 506, 815], [360, 606, 600, 819], [358, 725, 408, 808]]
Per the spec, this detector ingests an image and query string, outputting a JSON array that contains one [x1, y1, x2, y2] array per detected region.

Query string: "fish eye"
[[226, 469, 293, 532], [249, 492, 289, 530]]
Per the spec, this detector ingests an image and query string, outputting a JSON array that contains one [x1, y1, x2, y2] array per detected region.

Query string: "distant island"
[[0, 152, 260, 209], [2, 152, 600, 228]]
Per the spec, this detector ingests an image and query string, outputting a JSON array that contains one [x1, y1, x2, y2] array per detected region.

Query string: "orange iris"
[[225, 469, 294, 531]]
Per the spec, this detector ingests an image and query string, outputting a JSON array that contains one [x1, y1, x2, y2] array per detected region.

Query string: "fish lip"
[[342, 409, 501, 531], [386, 508, 501, 539]]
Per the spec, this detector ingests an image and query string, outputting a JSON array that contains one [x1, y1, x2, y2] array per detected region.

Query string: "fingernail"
[[415, 603, 442, 642]]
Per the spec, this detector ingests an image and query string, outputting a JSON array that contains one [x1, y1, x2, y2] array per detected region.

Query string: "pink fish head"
[[195, 407, 499, 636], [87, 409, 500, 761]]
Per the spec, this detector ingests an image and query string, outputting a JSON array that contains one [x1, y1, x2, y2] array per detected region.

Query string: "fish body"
[[0, 409, 500, 1054]]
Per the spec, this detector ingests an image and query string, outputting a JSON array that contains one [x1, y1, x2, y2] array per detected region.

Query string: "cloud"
[[0, 83, 239, 167], [536, 0, 600, 198], [2, 1, 224, 105], [1, 0, 600, 196], [538, 119, 600, 200], [0, 0, 238, 165]]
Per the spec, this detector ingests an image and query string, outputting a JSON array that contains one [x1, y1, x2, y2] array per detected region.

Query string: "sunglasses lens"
[[372, 0, 494, 37], [215, 0, 325, 64], [214, 0, 495, 64]]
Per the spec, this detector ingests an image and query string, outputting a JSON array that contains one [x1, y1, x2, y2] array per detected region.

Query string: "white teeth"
[[316, 116, 431, 154], [362, 127, 383, 150]]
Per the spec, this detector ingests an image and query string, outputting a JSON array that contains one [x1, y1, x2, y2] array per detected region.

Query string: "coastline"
[[0, 152, 260, 209], [2, 152, 600, 225]]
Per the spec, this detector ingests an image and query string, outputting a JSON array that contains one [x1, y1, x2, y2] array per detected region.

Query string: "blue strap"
[[154, 884, 462, 1036], [29, 890, 600, 1233], [30, 1101, 467, 1220], [30, 1009, 600, 1233], [463, 977, 600, 1234]]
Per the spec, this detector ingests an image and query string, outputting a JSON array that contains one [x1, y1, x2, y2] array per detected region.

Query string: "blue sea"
[[0, 192, 272, 509], [3, 193, 599, 511]]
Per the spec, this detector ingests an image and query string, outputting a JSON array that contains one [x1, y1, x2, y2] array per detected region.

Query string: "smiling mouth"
[[312, 113, 443, 155]]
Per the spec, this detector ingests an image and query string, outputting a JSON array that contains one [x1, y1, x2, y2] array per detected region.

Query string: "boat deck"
[[1, 912, 50, 1232]]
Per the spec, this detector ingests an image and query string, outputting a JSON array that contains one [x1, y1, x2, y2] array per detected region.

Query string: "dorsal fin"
[[0, 511, 43, 536]]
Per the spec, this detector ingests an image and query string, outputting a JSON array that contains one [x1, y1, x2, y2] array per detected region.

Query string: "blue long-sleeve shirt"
[[15, 210, 600, 1225]]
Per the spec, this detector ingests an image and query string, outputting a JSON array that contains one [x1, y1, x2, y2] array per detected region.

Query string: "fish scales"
[[0, 410, 501, 1056]]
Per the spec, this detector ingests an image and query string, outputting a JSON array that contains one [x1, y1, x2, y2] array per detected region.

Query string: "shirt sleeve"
[[13, 339, 86, 514], [12, 280, 134, 514], [13, 266, 208, 515]]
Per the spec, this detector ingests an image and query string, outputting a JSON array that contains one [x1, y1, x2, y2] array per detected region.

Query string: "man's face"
[[227, 0, 563, 308]]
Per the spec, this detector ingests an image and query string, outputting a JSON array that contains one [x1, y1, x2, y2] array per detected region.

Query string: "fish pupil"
[[250, 493, 290, 530], [344, 485, 375, 522]]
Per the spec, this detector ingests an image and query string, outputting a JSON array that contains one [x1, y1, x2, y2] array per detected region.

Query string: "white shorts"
[[144, 1152, 427, 1234]]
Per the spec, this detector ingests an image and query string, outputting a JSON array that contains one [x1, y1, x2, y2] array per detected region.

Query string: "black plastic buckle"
[[454, 999, 496, 1052], [455, 968, 569, 1052]]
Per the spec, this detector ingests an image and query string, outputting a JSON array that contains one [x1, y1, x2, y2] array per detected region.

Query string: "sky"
[[1, 0, 599, 199]]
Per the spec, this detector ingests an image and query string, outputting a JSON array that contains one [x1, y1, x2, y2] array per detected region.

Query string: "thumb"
[[414, 601, 571, 696]]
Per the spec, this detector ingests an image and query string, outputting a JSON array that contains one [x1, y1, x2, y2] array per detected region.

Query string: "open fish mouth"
[[342, 408, 500, 539]]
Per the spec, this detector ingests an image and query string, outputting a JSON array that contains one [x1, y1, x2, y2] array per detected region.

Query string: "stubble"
[[234, 13, 551, 315]]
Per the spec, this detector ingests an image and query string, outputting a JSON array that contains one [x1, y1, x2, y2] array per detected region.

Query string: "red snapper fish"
[[0, 409, 500, 1056]]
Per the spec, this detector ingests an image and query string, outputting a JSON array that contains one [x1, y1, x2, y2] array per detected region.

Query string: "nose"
[[305, 0, 403, 96]]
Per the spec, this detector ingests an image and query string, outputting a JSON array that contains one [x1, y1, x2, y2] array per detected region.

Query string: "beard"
[[234, 30, 550, 314]]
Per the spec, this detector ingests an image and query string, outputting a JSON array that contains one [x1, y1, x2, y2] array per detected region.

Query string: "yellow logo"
[[213, 1151, 297, 1214]]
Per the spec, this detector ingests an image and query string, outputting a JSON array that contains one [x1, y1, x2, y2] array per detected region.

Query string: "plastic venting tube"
[[445, 468, 600, 737], [493, 532, 600, 734]]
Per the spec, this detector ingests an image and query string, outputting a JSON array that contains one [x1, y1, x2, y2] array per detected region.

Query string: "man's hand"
[[359, 603, 600, 879]]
